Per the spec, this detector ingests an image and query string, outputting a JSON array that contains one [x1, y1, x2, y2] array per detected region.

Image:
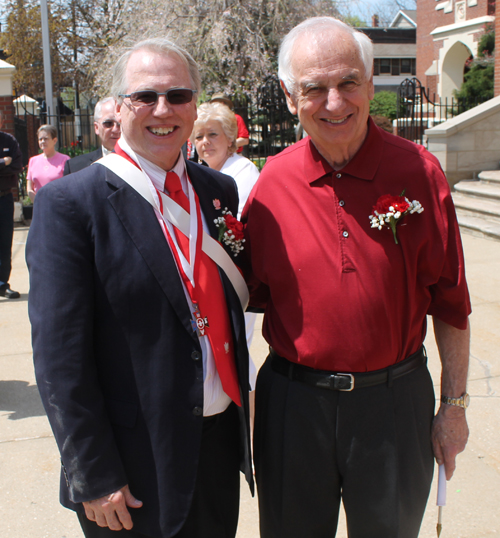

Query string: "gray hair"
[[37, 124, 57, 139], [278, 17, 373, 94], [111, 38, 201, 100], [191, 103, 238, 155], [94, 97, 116, 123]]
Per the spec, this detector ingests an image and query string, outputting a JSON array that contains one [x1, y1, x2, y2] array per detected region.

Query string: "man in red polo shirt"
[[242, 17, 470, 538]]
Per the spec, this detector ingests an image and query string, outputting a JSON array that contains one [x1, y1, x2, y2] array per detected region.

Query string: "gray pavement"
[[1, 225, 499, 537]]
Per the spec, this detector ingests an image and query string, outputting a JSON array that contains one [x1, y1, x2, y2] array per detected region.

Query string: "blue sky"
[[341, 0, 413, 26]]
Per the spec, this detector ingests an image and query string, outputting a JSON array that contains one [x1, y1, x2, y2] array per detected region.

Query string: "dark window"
[[373, 59, 380, 76], [392, 59, 400, 76], [380, 59, 391, 74], [401, 59, 411, 74]]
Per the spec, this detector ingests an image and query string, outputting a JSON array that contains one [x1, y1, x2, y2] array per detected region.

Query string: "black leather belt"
[[270, 346, 426, 391]]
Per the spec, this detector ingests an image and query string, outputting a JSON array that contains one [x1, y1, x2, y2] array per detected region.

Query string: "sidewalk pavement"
[[1, 225, 499, 538]]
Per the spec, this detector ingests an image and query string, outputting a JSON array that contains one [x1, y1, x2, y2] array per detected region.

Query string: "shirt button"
[[192, 406, 203, 416], [336, 173, 342, 178], [191, 351, 201, 361], [339, 200, 345, 207], [343, 231, 349, 238]]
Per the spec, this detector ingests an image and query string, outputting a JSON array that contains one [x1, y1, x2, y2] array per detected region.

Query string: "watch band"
[[441, 392, 470, 409]]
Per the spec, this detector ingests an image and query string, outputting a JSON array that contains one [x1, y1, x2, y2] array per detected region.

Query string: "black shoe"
[[0, 285, 20, 299]]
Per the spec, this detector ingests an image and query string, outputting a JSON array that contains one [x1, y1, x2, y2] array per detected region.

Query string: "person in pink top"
[[27, 125, 70, 201]]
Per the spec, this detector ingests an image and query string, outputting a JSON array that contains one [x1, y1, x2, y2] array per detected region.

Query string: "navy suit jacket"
[[27, 159, 252, 538], [63, 147, 103, 175]]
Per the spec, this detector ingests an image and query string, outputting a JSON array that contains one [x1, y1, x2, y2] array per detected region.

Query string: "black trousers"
[[78, 403, 240, 538], [0, 193, 14, 285], [254, 355, 436, 538]]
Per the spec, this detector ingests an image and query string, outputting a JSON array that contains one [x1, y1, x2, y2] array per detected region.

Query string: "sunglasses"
[[119, 89, 198, 107], [100, 120, 120, 128]]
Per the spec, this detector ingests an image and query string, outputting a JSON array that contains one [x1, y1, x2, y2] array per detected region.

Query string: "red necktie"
[[164, 171, 241, 406]]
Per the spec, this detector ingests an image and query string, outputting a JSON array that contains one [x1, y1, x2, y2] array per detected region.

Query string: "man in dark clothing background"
[[0, 109, 23, 299]]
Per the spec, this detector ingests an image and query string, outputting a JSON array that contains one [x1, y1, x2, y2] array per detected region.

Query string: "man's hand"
[[432, 316, 470, 480], [83, 485, 143, 530], [3, 156, 12, 166], [431, 404, 468, 479]]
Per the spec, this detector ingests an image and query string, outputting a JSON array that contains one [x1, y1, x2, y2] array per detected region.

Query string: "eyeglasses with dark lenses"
[[101, 120, 120, 128], [119, 89, 198, 107]]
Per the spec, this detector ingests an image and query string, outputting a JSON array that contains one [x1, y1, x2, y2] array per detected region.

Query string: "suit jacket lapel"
[[187, 161, 227, 240], [187, 162, 244, 333], [104, 168, 196, 340]]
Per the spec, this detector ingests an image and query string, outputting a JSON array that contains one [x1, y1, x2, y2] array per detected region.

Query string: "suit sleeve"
[[26, 181, 128, 503], [63, 158, 71, 176], [0, 133, 23, 178]]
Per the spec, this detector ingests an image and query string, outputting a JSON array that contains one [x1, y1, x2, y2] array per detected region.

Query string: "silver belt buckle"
[[335, 373, 355, 391]]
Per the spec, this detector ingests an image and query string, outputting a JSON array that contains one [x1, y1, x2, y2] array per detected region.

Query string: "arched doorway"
[[440, 41, 473, 100]]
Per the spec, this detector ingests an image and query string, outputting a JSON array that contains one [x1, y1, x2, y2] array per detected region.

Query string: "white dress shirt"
[[117, 137, 231, 416]]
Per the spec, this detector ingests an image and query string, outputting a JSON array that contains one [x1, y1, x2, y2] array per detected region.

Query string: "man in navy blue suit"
[[27, 38, 252, 538], [63, 97, 121, 175]]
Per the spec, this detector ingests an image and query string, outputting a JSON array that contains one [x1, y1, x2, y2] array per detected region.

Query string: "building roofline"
[[389, 9, 417, 28]]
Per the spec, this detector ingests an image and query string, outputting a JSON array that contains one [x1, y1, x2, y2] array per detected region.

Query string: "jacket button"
[[191, 351, 201, 361], [192, 406, 203, 416]]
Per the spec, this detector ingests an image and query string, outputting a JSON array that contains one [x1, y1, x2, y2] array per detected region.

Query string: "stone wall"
[[426, 95, 500, 186]]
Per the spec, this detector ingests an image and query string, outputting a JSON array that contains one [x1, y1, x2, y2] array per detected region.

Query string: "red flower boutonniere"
[[369, 190, 424, 244], [214, 208, 245, 257]]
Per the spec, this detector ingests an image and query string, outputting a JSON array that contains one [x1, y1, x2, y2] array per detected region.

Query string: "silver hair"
[[278, 17, 373, 94], [191, 103, 238, 155], [37, 124, 57, 139], [94, 97, 116, 123], [111, 38, 201, 101]]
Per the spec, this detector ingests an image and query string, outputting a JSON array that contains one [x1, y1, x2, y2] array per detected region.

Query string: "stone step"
[[454, 180, 500, 202], [455, 213, 500, 241], [452, 192, 500, 224], [478, 170, 500, 184]]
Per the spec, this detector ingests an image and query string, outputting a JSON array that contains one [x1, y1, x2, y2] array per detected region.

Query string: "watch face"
[[463, 393, 470, 408]]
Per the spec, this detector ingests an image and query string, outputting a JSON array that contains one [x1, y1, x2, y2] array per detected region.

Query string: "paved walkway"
[[0, 226, 499, 537]]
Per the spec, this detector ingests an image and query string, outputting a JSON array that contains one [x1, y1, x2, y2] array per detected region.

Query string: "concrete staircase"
[[452, 170, 500, 241]]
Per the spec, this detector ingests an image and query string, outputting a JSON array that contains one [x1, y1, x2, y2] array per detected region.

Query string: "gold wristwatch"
[[441, 392, 470, 409]]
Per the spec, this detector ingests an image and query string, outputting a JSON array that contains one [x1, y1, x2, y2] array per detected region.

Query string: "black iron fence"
[[397, 77, 487, 145], [241, 76, 298, 166], [14, 76, 298, 172], [15, 77, 492, 167], [13, 97, 99, 164]]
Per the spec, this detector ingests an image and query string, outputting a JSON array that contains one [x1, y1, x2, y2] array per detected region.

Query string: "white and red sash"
[[95, 153, 249, 311]]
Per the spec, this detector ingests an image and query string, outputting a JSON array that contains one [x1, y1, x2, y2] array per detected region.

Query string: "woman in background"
[[27, 125, 69, 202], [192, 102, 259, 219], [191, 102, 260, 390]]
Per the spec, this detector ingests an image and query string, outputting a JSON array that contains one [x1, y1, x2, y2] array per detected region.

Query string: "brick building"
[[495, 3, 500, 96], [417, 0, 495, 99]]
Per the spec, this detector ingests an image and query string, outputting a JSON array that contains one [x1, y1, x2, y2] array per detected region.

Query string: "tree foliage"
[[1, 0, 344, 101], [370, 91, 398, 120], [92, 0, 341, 99], [0, 0, 65, 95], [0, 0, 132, 97], [454, 25, 494, 103], [454, 63, 494, 102]]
